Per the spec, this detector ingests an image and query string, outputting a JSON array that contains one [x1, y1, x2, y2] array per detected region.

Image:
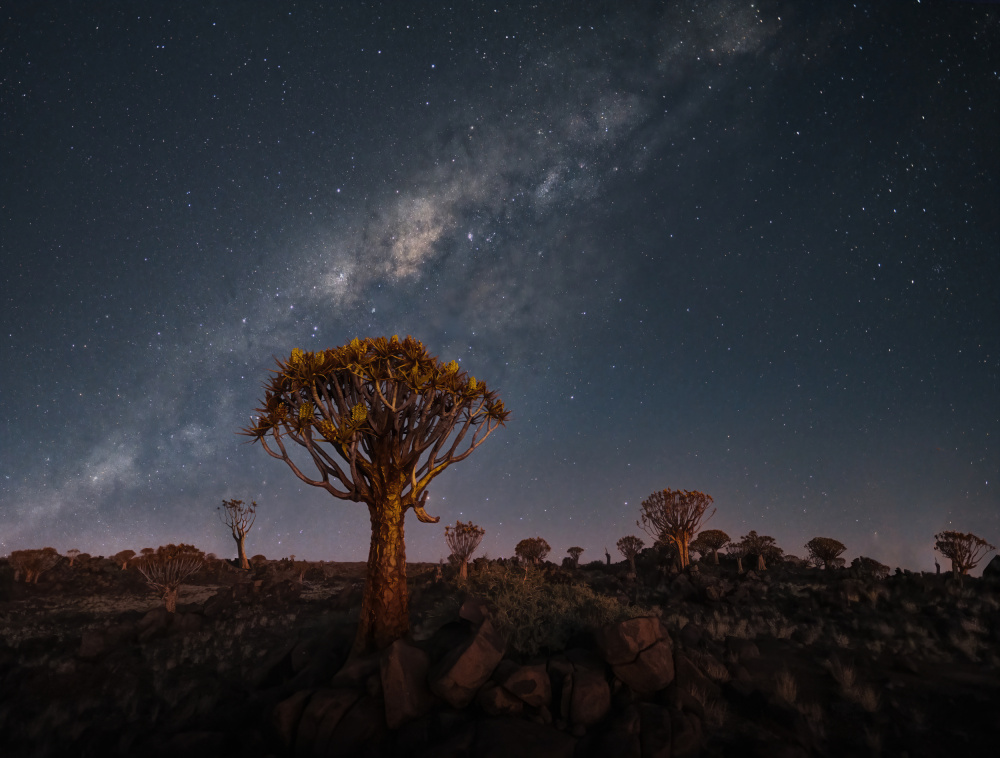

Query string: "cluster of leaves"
[[445, 521, 486, 562], [805, 537, 847, 569], [467, 562, 653, 657], [132, 544, 205, 590], [690, 529, 730, 563], [851, 556, 891, 581]]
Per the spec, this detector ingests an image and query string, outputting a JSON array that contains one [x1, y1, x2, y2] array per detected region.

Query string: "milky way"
[[2, 1, 997, 571]]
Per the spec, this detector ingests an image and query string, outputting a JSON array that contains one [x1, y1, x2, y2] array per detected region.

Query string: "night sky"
[[3, 1, 998, 573]]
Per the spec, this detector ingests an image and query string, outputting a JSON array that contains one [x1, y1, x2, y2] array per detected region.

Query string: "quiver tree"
[[638, 489, 715, 570], [444, 520, 486, 580], [726, 539, 749, 573], [692, 529, 730, 564], [515, 537, 551, 565], [112, 549, 136, 569], [805, 537, 847, 569], [8, 548, 61, 583], [218, 498, 257, 569], [242, 336, 508, 655], [66, 548, 81, 566], [851, 556, 890, 581], [741, 531, 782, 570], [567, 547, 585, 568], [934, 531, 996, 575], [132, 544, 205, 613], [616, 535, 644, 575]]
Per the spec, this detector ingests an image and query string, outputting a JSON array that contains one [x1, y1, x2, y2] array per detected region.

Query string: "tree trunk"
[[757, 554, 766, 571], [352, 495, 409, 657], [458, 560, 468, 581], [736, 556, 744, 574], [712, 549, 720, 565], [163, 586, 178, 613], [235, 532, 249, 569]]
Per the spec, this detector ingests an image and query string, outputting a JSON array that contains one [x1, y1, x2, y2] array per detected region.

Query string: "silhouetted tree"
[[741, 531, 782, 570], [132, 544, 204, 612], [851, 555, 890, 580], [934, 531, 996, 575], [693, 529, 730, 564], [726, 539, 749, 573], [515, 537, 551, 564], [805, 537, 847, 569], [616, 535, 644, 574], [66, 548, 81, 566], [638, 489, 715, 569], [8, 548, 61, 583], [243, 336, 508, 654], [567, 546, 585, 567], [445, 520, 485, 580], [218, 498, 257, 569]]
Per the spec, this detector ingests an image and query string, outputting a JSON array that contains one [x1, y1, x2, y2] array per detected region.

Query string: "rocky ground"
[[1, 551, 998, 757]]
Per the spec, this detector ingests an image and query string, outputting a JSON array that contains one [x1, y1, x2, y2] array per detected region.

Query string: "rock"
[[293, 688, 360, 755], [612, 638, 675, 696], [173, 612, 203, 635], [594, 616, 666, 666], [569, 666, 611, 726], [323, 694, 387, 757], [670, 707, 703, 757], [429, 618, 505, 708], [679, 622, 704, 648], [473, 716, 577, 758], [477, 681, 524, 716], [493, 661, 551, 708], [272, 688, 314, 746], [380, 638, 435, 729], [459, 597, 492, 625], [638, 702, 672, 758], [590, 705, 641, 758], [331, 652, 380, 689], [137, 606, 172, 641], [983, 554, 1000, 580], [726, 637, 760, 662], [78, 629, 109, 660], [675, 653, 720, 701]]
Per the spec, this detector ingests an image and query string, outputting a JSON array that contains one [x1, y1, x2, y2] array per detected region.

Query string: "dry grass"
[[773, 669, 798, 704]]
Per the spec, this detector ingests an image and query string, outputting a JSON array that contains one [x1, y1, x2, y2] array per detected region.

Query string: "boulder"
[[473, 716, 577, 758], [272, 688, 314, 746], [380, 638, 435, 728], [612, 639, 675, 695], [594, 617, 666, 666], [983, 554, 1000, 580], [291, 688, 360, 754], [493, 661, 551, 708], [429, 618, 505, 708], [477, 681, 524, 716], [569, 666, 611, 726], [638, 703, 672, 758], [78, 629, 109, 660]]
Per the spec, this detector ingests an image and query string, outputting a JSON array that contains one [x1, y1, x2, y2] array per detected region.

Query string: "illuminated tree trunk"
[[458, 560, 468, 581], [234, 533, 249, 569], [164, 587, 178, 613], [353, 493, 409, 656]]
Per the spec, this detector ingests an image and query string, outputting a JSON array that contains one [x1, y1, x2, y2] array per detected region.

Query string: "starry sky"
[[3, 1, 998, 572]]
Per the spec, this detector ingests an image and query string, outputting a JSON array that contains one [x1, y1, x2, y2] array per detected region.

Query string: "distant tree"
[[638, 489, 715, 569], [112, 549, 136, 569], [616, 535, 644, 574], [805, 537, 847, 570], [515, 537, 551, 565], [217, 498, 257, 569], [741, 531, 782, 571], [851, 556, 890, 581], [934, 531, 996, 575], [567, 546, 585, 568], [693, 529, 730, 564], [250, 554, 267, 566], [8, 548, 61, 583], [444, 520, 486, 580], [132, 544, 205, 613], [726, 539, 749, 573], [66, 548, 81, 566], [242, 337, 508, 655]]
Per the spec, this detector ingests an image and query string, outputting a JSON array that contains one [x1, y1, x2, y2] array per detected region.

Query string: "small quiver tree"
[[133, 544, 205, 613], [726, 539, 749, 574], [515, 537, 551, 565], [9, 548, 61, 583], [616, 535, 644, 575], [242, 336, 508, 655], [638, 489, 715, 570], [934, 531, 996, 576], [741, 531, 782, 571], [851, 556, 890, 581], [112, 549, 136, 570], [217, 498, 257, 569], [567, 547, 585, 568], [693, 529, 730, 564], [805, 537, 847, 570], [66, 548, 81, 566], [444, 520, 485, 581]]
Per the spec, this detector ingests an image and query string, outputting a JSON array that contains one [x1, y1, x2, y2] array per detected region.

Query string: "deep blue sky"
[[3, 1, 998, 572]]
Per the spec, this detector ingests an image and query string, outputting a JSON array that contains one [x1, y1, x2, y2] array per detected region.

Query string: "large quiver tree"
[[638, 489, 715, 570], [242, 336, 508, 655], [934, 530, 996, 575]]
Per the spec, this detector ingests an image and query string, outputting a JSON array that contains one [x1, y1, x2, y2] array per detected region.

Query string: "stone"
[[612, 638, 675, 695], [429, 618, 505, 708], [459, 597, 492, 625], [638, 702, 672, 758], [331, 652, 380, 688], [173, 612, 203, 635], [569, 666, 611, 726], [272, 688, 314, 746], [78, 629, 108, 660], [594, 616, 666, 666], [493, 661, 551, 708], [473, 716, 577, 758], [293, 688, 360, 756], [380, 638, 435, 729], [679, 622, 704, 648], [477, 681, 524, 716], [670, 708, 703, 757], [983, 554, 1000, 580], [322, 694, 387, 757], [726, 636, 760, 662]]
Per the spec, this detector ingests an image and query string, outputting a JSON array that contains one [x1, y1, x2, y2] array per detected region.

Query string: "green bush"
[[468, 562, 655, 656]]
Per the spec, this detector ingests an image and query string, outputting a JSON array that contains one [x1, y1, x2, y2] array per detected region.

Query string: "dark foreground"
[[1, 553, 998, 757]]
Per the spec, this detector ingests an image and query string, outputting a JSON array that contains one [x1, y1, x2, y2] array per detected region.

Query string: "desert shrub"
[[467, 562, 655, 656], [774, 669, 798, 703]]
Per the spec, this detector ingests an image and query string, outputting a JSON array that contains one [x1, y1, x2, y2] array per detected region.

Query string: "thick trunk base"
[[352, 501, 409, 657]]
